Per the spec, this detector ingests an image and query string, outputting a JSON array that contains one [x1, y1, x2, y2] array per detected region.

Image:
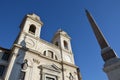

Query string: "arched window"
[[43, 51, 46, 56], [43, 50, 58, 60], [29, 24, 36, 35], [64, 40, 68, 50], [48, 50, 54, 58], [0, 65, 5, 76]]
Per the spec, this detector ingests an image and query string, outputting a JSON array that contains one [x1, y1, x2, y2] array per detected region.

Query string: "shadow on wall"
[[9, 36, 29, 80]]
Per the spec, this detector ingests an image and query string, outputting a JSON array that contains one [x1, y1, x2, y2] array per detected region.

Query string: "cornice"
[[27, 15, 43, 26], [62, 61, 78, 68]]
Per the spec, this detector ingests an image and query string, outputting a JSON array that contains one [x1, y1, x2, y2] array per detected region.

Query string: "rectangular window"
[[46, 77, 55, 80], [19, 71, 25, 80], [2, 52, 10, 61], [0, 65, 5, 76], [45, 75, 57, 80]]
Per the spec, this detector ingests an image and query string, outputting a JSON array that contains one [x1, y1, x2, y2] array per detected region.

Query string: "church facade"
[[1, 10, 120, 80], [0, 14, 81, 80]]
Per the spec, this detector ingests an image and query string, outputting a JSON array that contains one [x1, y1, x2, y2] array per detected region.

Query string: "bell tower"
[[4, 13, 43, 80], [20, 13, 43, 37], [86, 10, 120, 80], [52, 29, 72, 51], [15, 13, 43, 46], [52, 29, 75, 64]]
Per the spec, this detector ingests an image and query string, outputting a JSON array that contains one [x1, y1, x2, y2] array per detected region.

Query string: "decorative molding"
[[27, 14, 43, 25], [39, 64, 61, 73], [33, 58, 40, 64]]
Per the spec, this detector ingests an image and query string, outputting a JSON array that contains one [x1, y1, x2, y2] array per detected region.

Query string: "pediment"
[[39, 64, 61, 73]]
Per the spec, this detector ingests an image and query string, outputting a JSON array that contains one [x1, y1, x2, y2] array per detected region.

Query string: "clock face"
[[64, 55, 71, 63], [25, 37, 35, 48]]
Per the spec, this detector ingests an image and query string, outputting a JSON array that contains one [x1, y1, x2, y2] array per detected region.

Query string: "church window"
[[43, 50, 58, 60], [64, 40, 68, 50], [43, 51, 46, 56], [46, 77, 55, 80], [19, 71, 25, 80], [48, 50, 54, 58], [0, 65, 5, 76], [29, 24, 36, 35], [45, 75, 57, 80], [2, 52, 10, 61]]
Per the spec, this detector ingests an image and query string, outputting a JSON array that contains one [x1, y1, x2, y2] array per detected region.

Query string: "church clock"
[[64, 55, 71, 63]]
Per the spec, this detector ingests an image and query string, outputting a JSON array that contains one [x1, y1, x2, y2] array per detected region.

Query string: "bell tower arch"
[[20, 13, 43, 38]]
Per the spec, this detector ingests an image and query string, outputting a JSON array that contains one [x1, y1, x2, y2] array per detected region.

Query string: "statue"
[[21, 59, 28, 70]]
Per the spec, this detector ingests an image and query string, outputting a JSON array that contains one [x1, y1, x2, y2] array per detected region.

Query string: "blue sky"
[[0, 0, 120, 80]]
